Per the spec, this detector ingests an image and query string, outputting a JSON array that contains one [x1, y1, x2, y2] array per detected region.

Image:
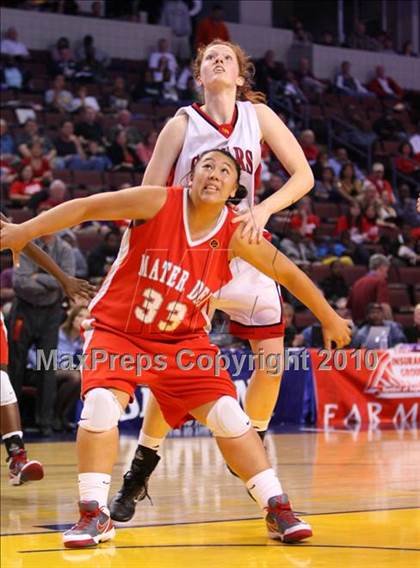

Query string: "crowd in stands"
[[0, 4, 419, 433]]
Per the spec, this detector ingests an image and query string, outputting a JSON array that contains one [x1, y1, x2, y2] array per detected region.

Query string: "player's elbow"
[[302, 168, 315, 194]]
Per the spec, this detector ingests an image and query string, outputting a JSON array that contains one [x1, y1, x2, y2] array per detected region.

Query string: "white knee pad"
[[1, 370, 17, 406], [206, 396, 251, 438], [79, 388, 123, 432]]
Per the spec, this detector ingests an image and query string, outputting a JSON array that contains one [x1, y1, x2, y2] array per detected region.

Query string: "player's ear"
[[236, 75, 245, 87]]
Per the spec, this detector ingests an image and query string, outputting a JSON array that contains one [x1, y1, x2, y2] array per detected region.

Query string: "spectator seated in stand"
[[373, 108, 407, 141], [336, 162, 363, 204], [401, 40, 418, 57], [341, 104, 378, 148], [0, 118, 16, 160], [367, 162, 395, 202], [368, 65, 404, 100], [74, 106, 105, 146], [299, 129, 319, 165], [395, 142, 420, 178], [295, 57, 326, 99], [404, 304, 420, 344], [104, 76, 132, 112], [75, 34, 109, 83], [311, 151, 329, 181], [0, 55, 25, 91], [22, 141, 52, 182], [328, 147, 364, 180], [290, 197, 320, 238], [195, 4, 230, 48], [0, 27, 30, 59], [16, 119, 56, 163], [148, 38, 178, 86], [136, 129, 158, 169], [72, 85, 101, 113], [280, 229, 318, 268], [409, 121, 420, 157], [348, 20, 380, 51], [282, 302, 298, 348], [48, 36, 77, 79], [292, 18, 312, 45], [320, 260, 349, 302], [87, 228, 121, 279], [352, 303, 407, 348], [335, 61, 373, 97], [254, 50, 285, 98], [347, 254, 392, 325], [45, 74, 75, 114], [108, 110, 142, 146], [107, 130, 140, 172], [9, 164, 43, 205], [313, 166, 341, 201]]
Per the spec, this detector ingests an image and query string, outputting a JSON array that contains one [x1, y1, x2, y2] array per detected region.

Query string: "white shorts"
[[214, 257, 284, 340]]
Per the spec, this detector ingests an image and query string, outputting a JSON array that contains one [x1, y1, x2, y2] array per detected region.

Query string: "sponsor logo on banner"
[[365, 350, 420, 399]]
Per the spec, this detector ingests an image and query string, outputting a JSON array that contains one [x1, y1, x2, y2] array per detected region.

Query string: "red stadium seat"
[[342, 265, 368, 285], [394, 313, 414, 328], [388, 284, 411, 310], [52, 169, 73, 185], [76, 232, 104, 253], [398, 267, 420, 286], [72, 170, 104, 190], [310, 264, 330, 283], [8, 209, 33, 224], [105, 171, 135, 190], [312, 202, 340, 220], [294, 311, 317, 330]]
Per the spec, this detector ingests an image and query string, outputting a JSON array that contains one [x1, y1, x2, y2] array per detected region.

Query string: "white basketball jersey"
[[173, 101, 261, 209]]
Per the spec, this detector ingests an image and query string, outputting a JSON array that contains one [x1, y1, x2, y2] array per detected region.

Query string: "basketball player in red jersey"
[[0, 217, 94, 486], [110, 40, 316, 520], [1, 150, 351, 548]]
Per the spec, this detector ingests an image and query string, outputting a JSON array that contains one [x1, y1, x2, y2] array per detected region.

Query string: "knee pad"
[[206, 396, 251, 438], [79, 388, 123, 432], [1, 370, 17, 406]]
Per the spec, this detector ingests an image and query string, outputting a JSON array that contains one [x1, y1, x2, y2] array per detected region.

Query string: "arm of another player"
[[231, 232, 352, 348], [23, 242, 96, 302], [233, 104, 314, 242], [142, 114, 188, 185], [0, 186, 168, 260]]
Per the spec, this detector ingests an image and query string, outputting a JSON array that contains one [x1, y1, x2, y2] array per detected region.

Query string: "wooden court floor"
[[1, 428, 419, 568]]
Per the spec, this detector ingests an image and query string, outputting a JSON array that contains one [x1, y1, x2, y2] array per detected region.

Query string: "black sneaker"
[[109, 446, 160, 522]]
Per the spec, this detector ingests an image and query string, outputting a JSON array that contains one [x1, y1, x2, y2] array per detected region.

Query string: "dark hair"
[[193, 149, 248, 205], [339, 162, 356, 181], [398, 141, 414, 157]]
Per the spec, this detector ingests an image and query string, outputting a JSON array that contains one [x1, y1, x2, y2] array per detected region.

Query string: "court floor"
[[1, 427, 419, 568]]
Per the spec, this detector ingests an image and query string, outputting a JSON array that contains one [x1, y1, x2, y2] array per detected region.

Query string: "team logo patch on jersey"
[[210, 239, 219, 249]]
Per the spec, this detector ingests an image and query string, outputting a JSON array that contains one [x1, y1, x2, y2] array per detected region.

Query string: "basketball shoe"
[[265, 494, 312, 543], [109, 446, 160, 522], [8, 449, 44, 486], [63, 501, 115, 548]]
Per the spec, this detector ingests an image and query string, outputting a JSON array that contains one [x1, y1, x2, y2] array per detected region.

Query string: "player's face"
[[198, 44, 244, 91], [191, 152, 238, 204]]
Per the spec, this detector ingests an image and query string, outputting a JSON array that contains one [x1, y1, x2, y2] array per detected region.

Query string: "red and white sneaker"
[[265, 494, 312, 543], [63, 501, 115, 549], [8, 449, 44, 486]]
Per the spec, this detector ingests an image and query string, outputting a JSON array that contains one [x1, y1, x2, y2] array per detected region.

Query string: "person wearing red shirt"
[[394, 141, 420, 175], [347, 254, 392, 324], [195, 5, 230, 48], [334, 201, 363, 239], [22, 141, 52, 181], [9, 164, 42, 203], [290, 196, 320, 237], [299, 129, 319, 164], [368, 65, 404, 100], [367, 162, 395, 202]]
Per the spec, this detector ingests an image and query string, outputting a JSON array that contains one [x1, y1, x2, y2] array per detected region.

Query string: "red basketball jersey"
[[89, 187, 237, 341]]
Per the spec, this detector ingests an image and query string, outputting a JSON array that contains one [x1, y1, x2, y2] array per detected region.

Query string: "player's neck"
[[202, 90, 236, 124], [187, 197, 224, 240]]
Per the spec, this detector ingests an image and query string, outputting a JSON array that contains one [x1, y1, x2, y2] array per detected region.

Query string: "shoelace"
[[6, 449, 27, 465], [269, 503, 300, 525], [73, 508, 100, 530], [122, 471, 154, 505]]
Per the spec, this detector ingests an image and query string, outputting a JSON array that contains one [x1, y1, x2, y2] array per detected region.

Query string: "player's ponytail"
[[227, 184, 248, 205], [193, 40, 267, 105]]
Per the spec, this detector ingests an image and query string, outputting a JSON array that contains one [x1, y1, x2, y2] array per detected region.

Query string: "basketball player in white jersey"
[[110, 40, 315, 521]]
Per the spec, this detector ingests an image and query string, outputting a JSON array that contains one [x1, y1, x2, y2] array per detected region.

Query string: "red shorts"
[[81, 324, 237, 428], [0, 316, 8, 366]]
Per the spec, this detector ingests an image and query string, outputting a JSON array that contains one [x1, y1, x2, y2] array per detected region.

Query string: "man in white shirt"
[[0, 27, 29, 59], [148, 38, 177, 84], [409, 122, 420, 155], [335, 61, 372, 97]]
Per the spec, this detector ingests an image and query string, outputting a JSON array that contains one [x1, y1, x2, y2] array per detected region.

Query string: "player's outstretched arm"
[[0, 187, 168, 257], [231, 232, 352, 349], [232, 104, 314, 243]]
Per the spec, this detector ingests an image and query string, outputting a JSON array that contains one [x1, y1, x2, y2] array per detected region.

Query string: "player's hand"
[[61, 276, 97, 303], [231, 202, 271, 244], [0, 219, 30, 267], [322, 316, 353, 350]]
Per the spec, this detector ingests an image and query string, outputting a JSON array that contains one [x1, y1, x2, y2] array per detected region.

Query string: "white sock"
[[250, 419, 270, 432], [246, 469, 283, 511], [2, 430, 23, 441], [138, 431, 164, 452], [78, 473, 111, 511]]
